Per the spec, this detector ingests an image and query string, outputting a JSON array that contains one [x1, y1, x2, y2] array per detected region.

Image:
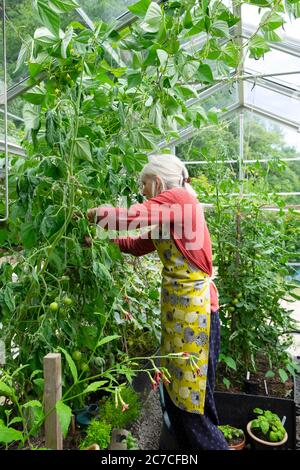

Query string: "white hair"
[[139, 153, 198, 198]]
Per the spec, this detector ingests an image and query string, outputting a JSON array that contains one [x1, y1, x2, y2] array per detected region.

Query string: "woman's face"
[[141, 175, 162, 199]]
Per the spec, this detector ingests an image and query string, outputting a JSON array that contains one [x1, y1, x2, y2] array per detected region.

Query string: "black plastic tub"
[[214, 391, 296, 450]]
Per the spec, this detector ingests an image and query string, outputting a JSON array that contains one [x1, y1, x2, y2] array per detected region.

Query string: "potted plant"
[[246, 408, 288, 449], [218, 425, 246, 450]]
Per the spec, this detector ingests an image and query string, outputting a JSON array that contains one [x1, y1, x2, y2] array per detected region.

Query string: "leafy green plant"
[[98, 386, 142, 429], [218, 424, 244, 444], [79, 419, 112, 450], [124, 431, 139, 450], [250, 408, 286, 443]]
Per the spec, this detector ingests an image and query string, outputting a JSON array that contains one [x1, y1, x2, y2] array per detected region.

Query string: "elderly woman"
[[87, 154, 228, 450]]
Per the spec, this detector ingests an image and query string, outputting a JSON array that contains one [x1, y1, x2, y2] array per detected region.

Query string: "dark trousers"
[[163, 311, 229, 450]]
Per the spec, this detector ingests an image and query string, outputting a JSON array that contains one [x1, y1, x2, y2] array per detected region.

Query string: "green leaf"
[[249, 35, 270, 59], [128, 0, 151, 17], [211, 20, 230, 38], [73, 138, 92, 162], [183, 10, 193, 29], [9, 417, 23, 426], [246, 0, 270, 6], [34, 26, 58, 45], [197, 64, 214, 83], [184, 19, 205, 37], [0, 229, 8, 244], [278, 368, 289, 382], [134, 129, 157, 150], [20, 221, 37, 249], [0, 425, 23, 444], [97, 335, 120, 348], [61, 27, 73, 59], [55, 401, 72, 438], [261, 12, 284, 31], [127, 71, 142, 89], [0, 382, 16, 401], [33, 1, 60, 36], [261, 420, 269, 435], [254, 407, 264, 414], [23, 86, 46, 105], [142, 2, 163, 33], [4, 286, 15, 313], [48, 0, 79, 14], [92, 261, 112, 282], [223, 377, 231, 389], [224, 356, 237, 370], [14, 36, 33, 73], [22, 400, 43, 409], [58, 347, 78, 384], [265, 370, 275, 378], [175, 84, 198, 99], [264, 30, 282, 42], [82, 381, 107, 394], [23, 103, 40, 133], [157, 49, 168, 68]]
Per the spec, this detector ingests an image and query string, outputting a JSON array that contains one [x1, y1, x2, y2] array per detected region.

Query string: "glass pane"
[[0, 1, 83, 92], [244, 80, 300, 125], [243, 110, 300, 155], [245, 48, 300, 91], [176, 114, 240, 203], [0, 112, 23, 147], [242, 3, 300, 43], [78, 1, 137, 23]]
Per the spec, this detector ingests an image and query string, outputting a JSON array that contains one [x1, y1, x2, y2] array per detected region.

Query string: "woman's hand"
[[87, 207, 99, 224]]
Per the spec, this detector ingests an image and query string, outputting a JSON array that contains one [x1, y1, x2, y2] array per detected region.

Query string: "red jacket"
[[96, 187, 219, 312]]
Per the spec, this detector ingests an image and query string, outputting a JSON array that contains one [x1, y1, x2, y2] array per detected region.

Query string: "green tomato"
[[59, 308, 67, 316], [228, 306, 235, 312], [237, 292, 243, 299], [72, 351, 82, 362], [232, 298, 239, 305], [63, 296, 73, 306], [76, 189, 83, 197], [80, 362, 89, 372], [49, 302, 59, 311]]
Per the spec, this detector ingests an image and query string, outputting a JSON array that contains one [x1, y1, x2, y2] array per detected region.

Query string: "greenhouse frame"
[[0, 0, 300, 454]]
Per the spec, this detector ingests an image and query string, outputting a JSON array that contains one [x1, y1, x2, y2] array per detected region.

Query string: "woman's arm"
[[113, 235, 156, 256], [87, 190, 183, 231]]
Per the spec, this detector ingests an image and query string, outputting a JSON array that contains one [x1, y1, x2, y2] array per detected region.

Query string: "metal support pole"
[[0, 0, 9, 222]]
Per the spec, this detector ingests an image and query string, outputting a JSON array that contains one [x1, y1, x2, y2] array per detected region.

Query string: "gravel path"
[[130, 390, 163, 450]]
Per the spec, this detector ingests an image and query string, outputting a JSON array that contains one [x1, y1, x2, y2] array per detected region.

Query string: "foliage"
[[250, 407, 286, 442], [218, 424, 244, 443], [79, 418, 112, 450], [0, 367, 44, 449], [124, 430, 139, 450], [98, 386, 142, 429]]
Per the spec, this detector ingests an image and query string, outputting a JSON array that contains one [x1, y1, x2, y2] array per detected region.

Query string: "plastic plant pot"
[[246, 421, 288, 450]]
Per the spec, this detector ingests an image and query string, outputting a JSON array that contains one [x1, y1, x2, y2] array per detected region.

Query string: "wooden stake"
[[44, 353, 63, 450]]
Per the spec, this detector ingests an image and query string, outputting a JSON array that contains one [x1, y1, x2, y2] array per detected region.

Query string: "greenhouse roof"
[[0, 1, 300, 156]]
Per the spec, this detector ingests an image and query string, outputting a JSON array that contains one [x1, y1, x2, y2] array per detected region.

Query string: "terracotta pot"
[[228, 433, 246, 451], [246, 421, 288, 449]]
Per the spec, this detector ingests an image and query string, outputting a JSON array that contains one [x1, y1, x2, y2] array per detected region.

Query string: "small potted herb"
[[247, 408, 288, 449], [218, 425, 245, 450]]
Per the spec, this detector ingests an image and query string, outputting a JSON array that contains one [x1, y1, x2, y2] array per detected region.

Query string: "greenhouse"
[[0, 0, 300, 454]]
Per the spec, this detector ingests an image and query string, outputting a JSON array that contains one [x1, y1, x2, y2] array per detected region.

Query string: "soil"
[[215, 353, 294, 399], [228, 435, 244, 446]]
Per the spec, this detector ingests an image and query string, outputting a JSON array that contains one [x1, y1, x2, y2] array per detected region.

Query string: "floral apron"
[[152, 236, 211, 415]]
